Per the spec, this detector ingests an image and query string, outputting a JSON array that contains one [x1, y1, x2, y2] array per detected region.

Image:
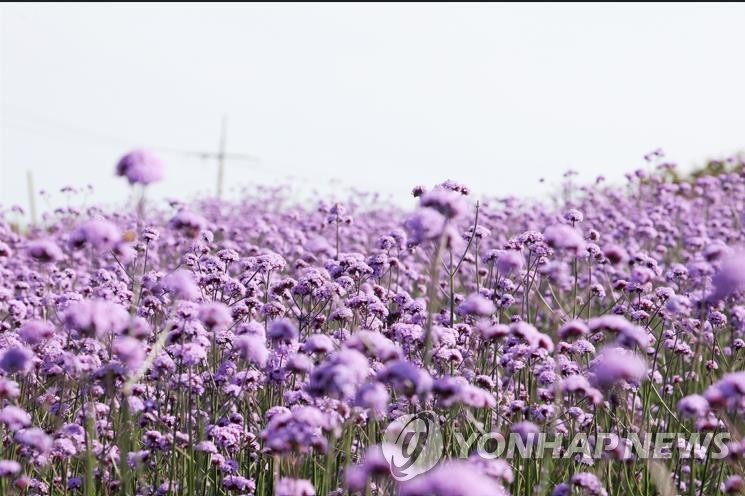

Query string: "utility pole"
[[216, 115, 227, 199], [26, 169, 37, 225], [148, 116, 257, 198]]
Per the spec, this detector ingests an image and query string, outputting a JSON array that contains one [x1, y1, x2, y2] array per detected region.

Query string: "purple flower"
[[261, 406, 331, 455], [704, 372, 745, 408], [14, 427, 53, 454], [510, 321, 554, 352], [0, 346, 34, 375], [560, 375, 603, 404], [376, 360, 432, 397], [344, 445, 393, 491], [116, 149, 165, 185], [162, 270, 200, 300], [198, 302, 233, 331], [354, 382, 389, 417], [457, 384, 497, 409], [345, 331, 402, 362], [399, 461, 509, 496], [496, 250, 524, 275], [510, 421, 541, 446], [222, 475, 256, 493], [26, 240, 64, 263], [233, 334, 269, 367], [68, 219, 122, 251], [419, 189, 467, 219], [0, 460, 21, 477], [286, 353, 313, 374], [677, 394, 710, 418], [543, 224, 585, 252], [169, 210, 207, 238], [602, 244, 628, 265], [113, 336, 146, 371], [709, 251, 745, 302], [558, 320, 588, 339], [307, 349, 369, 399], [588, 315, 649, 349], [195, 440, 218, 454], [302, 334, 335, 354], [564, 209, 584, 223], [724, 475, 744, 494], [0, 379, 21, 399], [268, 319, 298, 344], [18, 320, 55, 345], [590, 346, 647, 389], [404, 208, 446, 244], [570, 472, 607, 496], [457, 293, 496, 317], [275, 478, 315, 496], [0, 406, 31, 431], [63, 300, 130, 338]]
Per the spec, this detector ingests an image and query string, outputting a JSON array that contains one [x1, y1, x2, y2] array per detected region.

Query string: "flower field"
[[2, 151, 745, 495]]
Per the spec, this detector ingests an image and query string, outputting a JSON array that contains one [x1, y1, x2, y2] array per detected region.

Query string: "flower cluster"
[[1, 154, 745, 495]]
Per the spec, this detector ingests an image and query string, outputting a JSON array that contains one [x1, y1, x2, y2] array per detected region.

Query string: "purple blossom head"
[[268, 319, 298, 344], [261, 406, 331, 455], [558, 320, 588, 340], [704, 372, 745, 408], [496, 250, 524, 275], [404, 208, 446, 244], [709, 251, 745, 302], [18, 320, 55, 345], [467, 455, 514, 484], [419, 189, 467, 219], [307, 349, 369, 399], [570, 472, 607, 496], [588, 315, 649, 349], [563, 209, 584, 224], [677, 394, 710, 418], [354, 382, 389, 418], [543, 224, 585, 252], [169, 210, 207, 238], [376, 360, 432, 397], [14, 427, 53, 455], [116, 149, 165, 185], [233, 334, 269, 368], [63, 299, 130, 338], [399, 461, 509, 496], [69, 219, 122, 251], [0, 405, 31, 431], [26, 240, 64, 263], [0, 460, 21, 477], [162, 270, 200, 301], [113, 336, 146, 371], [724, 475, 744, 494], [0, 346, 34, 375], [222, 475, 256, 493], [275, 478, 316, 496], [457, 293, 496, 318], [590, 346, 647, 389], [198, 302, 232, 332], [303, 334, 335, 355], [510, 421, 541, 446]]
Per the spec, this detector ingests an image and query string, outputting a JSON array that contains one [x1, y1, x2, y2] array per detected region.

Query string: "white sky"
[[1, 3, 745, 213]]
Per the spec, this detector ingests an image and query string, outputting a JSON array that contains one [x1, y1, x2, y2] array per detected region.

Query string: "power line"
[[1, 105, 259, 163], [1, 105, 353, 196]]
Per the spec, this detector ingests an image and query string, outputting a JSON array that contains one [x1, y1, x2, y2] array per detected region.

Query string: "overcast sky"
[[2, 3, 744, 214]]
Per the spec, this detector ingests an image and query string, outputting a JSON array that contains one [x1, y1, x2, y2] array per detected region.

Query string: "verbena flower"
[[275, 478, 316, 496], [116, 149, 164, 185], [398, 461, 509, 496]]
